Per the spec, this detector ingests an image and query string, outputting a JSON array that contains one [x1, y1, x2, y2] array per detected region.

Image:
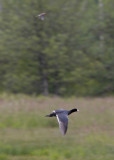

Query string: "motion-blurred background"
[[0, 0, 113, 160]]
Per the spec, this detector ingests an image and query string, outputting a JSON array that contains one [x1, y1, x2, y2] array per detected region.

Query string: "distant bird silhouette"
[[36, 13, 46, 20], [46, 108, 79, 135]]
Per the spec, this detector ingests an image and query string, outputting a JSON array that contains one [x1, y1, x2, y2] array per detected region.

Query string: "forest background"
[[0, 0, 114, 96]]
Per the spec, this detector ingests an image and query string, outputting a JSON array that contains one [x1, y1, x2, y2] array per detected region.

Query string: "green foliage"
[[0, 154, 9, 160], [0, 0, 114, 96]]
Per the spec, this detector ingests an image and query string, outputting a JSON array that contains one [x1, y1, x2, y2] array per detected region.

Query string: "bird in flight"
[[36, 13, 46, 20], [46, 108, 79, 135]]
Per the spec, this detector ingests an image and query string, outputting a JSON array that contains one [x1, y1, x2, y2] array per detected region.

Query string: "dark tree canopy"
[[0, 0, 114, 96]]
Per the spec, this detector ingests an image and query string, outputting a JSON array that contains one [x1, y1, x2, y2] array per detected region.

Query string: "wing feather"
[[56, 113, 68, 135]]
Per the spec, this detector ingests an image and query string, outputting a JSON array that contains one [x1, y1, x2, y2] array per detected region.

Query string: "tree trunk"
[[42, 74, 49, 96], [98, 0, 104, 54]]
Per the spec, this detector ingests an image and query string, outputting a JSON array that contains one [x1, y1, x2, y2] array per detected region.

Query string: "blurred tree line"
[[0, 0, 114, 96]]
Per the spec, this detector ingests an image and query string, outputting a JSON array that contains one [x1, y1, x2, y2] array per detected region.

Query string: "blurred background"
[[0, 0, 114, 160], [0, 0, 114, 96]]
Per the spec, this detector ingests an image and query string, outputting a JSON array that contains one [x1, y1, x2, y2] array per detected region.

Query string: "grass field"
[[0, 94, 113, 160]]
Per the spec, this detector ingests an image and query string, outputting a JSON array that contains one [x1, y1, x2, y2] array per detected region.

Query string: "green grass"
[[0, 94, 113, 160]]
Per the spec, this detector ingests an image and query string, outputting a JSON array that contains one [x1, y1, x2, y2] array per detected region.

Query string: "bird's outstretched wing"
[[56, 113, 68, 135]]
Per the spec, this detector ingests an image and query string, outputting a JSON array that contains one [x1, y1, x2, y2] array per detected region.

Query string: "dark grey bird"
[[46, 108, 79, 135]]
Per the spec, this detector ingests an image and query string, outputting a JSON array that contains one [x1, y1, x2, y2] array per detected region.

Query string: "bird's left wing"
[[56, 113, 68, 135]]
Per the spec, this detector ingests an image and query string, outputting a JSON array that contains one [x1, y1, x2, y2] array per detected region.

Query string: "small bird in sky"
[[46, 108, 79, 135], [36, 13, 46, 20]]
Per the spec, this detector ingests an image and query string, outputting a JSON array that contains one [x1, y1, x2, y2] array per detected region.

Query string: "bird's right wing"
[[56, 113, 68, 135], [41, 16, 44, 20]]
